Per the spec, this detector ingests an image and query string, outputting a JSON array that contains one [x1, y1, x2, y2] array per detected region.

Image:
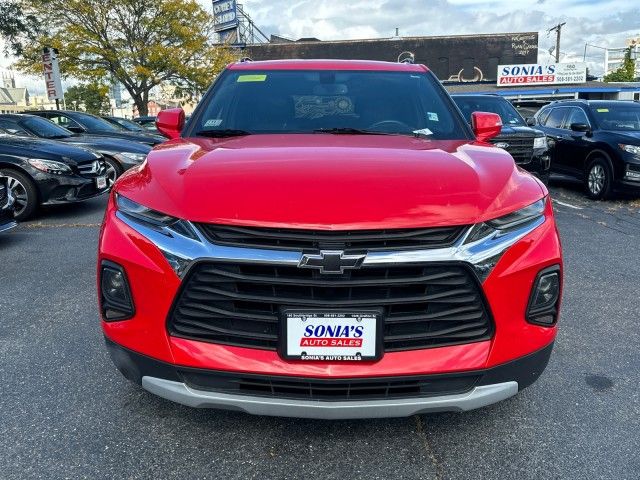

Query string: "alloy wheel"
[[6, 176, 28, 217], [105, 162, 118, 188], [588, 164, 605, 196]]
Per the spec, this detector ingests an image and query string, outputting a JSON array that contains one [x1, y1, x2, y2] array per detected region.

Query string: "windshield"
[[590, 104, 640, 131], [113, 118, 145, 131], [190, 69, 470, 139], [453, 96, 526, 126], [75, 113, 122, 132], [22, 116, 73, 138]]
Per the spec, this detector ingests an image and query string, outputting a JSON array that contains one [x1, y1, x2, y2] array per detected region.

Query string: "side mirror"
[[156, 108, 185, 139], [526, 117, 536, 126], [570, 123, 590, 133], [471, 111, 503, 142]]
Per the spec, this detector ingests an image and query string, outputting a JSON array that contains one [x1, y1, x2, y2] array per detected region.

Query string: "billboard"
[[497, 63, 587, 86], [245, 33, 539, 82], [212, 0, 238, 32], [41, 47, 64, 101]]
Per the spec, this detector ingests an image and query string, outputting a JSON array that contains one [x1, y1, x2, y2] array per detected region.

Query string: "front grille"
[[195, 224, 467, 251], [168, 262, 493, 352], [179, 369, 481, 401], [491, 135, 534, 164], [76, 159, 106, 178]]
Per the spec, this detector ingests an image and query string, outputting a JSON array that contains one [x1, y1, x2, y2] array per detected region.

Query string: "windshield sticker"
[[596, 108, 609, 113], [204, 119, 223, 127], [413, 128, 433, 136], [293, 95, 355, 119], [427, 112, 439, 121], [237, 74, 267, 82]]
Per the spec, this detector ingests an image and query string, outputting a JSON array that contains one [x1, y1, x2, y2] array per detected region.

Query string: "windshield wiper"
[[313, 127, 392, 135], [195, 129, 251, 138]]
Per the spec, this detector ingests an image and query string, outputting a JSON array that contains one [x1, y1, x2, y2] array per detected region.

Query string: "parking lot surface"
[[1, 182, 639, 480]]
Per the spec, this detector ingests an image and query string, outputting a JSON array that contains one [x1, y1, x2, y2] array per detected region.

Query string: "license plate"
[[96, 176, 107, 189], [281, 310, 382, 361]]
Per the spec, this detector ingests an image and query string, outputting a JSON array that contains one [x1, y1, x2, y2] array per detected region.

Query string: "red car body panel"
[[114, 135, 546, 230]]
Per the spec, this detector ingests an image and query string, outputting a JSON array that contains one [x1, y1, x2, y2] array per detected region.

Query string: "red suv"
[[98, 60, 562, 419]]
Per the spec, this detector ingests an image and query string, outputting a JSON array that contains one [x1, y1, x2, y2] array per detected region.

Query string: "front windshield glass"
[[590, 104, 640, 131], [115, 118, 145, 131], [453, 96, 526, 126], [192, 69, 470, 139], [22, 116, 73, 138], [76, 113, 121, 132]]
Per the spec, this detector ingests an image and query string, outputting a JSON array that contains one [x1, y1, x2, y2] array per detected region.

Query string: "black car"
[[132, 116, 159, 133], [533, 100, 640, 199], [0, 127, 109, 220], [452, 94, 551, 183], [24, 110, 164, 146], [0, 173, 17, 233], [0, 114, 151, 188], [103, 116, 150, 133]]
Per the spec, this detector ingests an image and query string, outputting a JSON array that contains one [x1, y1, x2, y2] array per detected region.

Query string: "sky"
[[2, 0, 638, 95]]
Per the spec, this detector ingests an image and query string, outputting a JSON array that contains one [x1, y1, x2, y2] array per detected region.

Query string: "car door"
[[559, 107, 593, 176], [539, 107, 571, 174]]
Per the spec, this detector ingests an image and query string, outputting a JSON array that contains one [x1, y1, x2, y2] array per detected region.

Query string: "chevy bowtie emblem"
[[298, 250, 366, 274]]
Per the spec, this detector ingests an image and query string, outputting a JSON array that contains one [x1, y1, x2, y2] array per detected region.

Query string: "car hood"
[[116, 134, 545, 229], [606, 130, 640, 143], [58, 135, 152, 154], [0, 135, 98, 163], [83, 130, 161, 145], [496, 125, 540, 137]]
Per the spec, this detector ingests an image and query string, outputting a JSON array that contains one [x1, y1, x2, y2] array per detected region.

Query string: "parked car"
[[24, 110, 164, 146], [100, 59, 562, 419], [0, 114, 150, 188], [533, 100, 640, 199], [0, 126, 109, 220], [102, 116, 151, 133], [132, 116, 159, 132], [452, 94, 551, 183], [0, 172, 17, 233]]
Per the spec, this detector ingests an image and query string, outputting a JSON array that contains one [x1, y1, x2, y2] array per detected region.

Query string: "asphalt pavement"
[[1, 180, 639, 480]]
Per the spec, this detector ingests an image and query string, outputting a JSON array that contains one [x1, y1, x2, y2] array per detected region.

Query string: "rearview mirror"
[[471, 112, 502, 142], [156, 108, 185, 139], [570, 123, 590, 133]]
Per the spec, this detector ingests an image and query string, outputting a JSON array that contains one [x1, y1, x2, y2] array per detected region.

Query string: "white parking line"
[[553, 199, 583, 210]]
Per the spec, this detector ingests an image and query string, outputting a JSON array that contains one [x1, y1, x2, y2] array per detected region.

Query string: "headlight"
[[466, 198, 546, 243], [116, 152, 147, 163], [28, 158, 72, 175], [533, 136, 547, 149], [620, 144, 640, 156], [115, 194, 197, 240]]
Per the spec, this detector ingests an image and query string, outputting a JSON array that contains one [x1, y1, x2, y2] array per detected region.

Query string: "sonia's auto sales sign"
[[497, 63, 586, 86]]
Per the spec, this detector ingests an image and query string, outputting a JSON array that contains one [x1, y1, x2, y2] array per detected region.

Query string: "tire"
[[1, 169, 39, 220], [585, 157, 613, 200], [104, 157, 123, 189]]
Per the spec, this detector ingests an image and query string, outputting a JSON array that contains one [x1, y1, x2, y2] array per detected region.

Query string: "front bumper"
[[106, 337, 553, 418], [31, 169, 110, 205]]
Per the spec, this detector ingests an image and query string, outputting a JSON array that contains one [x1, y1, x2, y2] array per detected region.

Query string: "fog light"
[[100, 261, 135, 321], [526, 265, 561, 326]]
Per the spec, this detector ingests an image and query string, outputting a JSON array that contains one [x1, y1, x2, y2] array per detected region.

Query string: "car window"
[[191, 70, 470, 139], [49, 114, 82, 130], [0, 119, 28, 135], [453, 96, 526, 126], [536, 109, 551, 126], [542, 108, 569, 129], [590, 104, 640, 131], [21, 116, 73, 139], [564, 108, 590, 128]]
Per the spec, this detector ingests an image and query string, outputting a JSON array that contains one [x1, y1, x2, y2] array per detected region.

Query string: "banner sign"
[[42, 48, 64, 100], [212, 0, 238, 32], [497, 63, 587, 86]]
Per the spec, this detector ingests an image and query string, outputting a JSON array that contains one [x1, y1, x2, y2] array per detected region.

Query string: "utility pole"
[[548, 22, 566, 63]]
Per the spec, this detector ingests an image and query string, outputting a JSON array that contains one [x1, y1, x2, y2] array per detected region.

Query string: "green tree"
[[64, 83, 111, 115], [15, 0, 234, 115], [603, 47, 637, 82], [0, 1, 38, 55]]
